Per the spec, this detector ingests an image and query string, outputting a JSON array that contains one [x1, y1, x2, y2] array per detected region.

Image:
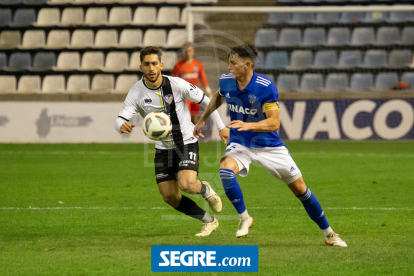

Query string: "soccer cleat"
[[236, 217, 254, 238], [202, 181, 222, 213], [325, 233, 347, 247], [195, 217, 219, 237]]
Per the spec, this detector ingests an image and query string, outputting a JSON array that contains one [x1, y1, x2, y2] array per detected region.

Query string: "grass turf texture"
[[0, 141, 413, 276]]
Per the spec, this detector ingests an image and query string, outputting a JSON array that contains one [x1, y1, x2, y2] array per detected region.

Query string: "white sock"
[[239, 210, 250, 220], [322, 226, 334, 236]]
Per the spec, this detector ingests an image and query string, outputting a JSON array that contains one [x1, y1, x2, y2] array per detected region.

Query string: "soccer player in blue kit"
[[194, 44, 347, 247]]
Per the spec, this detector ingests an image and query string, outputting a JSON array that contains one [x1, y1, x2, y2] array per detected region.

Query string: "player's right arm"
[[115, 89, 137, 134]]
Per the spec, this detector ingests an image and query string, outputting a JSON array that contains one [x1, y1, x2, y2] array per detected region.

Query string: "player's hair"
[[181, 41, 193, 50], [140, 46, 162, 62], [229, 44, 258, 68]]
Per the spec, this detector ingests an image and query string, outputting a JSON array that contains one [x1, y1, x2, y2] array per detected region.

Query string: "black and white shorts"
[[154, 142, 199, 184]]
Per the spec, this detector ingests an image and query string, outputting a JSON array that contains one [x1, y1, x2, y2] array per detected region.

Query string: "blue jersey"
[[219, 71, 285, 148]]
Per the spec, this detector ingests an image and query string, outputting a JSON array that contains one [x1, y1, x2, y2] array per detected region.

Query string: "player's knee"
[[220, 157, 238, 173], [177, 179, 198, 194], [162, 194, 181, 207]]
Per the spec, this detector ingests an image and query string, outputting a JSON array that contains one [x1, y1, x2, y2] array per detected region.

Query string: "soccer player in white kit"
[[194, 44, 347, 246], [115, 46, 230, 236]]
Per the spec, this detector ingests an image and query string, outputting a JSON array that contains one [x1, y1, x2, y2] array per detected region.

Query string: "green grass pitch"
[[0, 141, 413, 276]]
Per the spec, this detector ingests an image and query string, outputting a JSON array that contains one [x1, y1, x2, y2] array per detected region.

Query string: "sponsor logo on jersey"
[[228, 104, 258, 115], [164, 95, 173, 104], [248, 95, 256, 104], [144, 99, 152, 104], [182, 73, 199, 79]]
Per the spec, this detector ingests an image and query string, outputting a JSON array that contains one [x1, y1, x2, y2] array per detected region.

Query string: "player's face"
[[184, 47, 194, 61], [228, 54, 248, 79], [140, 54, 164, 83]]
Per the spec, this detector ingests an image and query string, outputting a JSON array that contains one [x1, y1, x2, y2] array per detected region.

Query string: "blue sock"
[[219, 169, 246, 214], [297, 187, 330, 230]]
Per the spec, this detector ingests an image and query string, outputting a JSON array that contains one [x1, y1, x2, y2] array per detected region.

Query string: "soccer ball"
[[142, 112, 172, 141]]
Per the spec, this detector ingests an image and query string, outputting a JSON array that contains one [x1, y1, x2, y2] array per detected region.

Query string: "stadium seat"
[[143, 29, 167, 47], [61, 8, 84, 26], [256, 51, 264, 69], [18, 75, 41, 93], [129, 52, 140, 70], [6, 52, 31, 71], [95, 30, 118, 48], [0, 0, 24, 4], [49, 0, 73, 3], [401, 72, 414, 88], [388, 50, 412, 68], [362, 50, 387, 68], [288, 50, 313, 69], [264, 51, 288, 69], [0, 9, 12, 27], [277, 28, 301, 46], [349, 73, 374, 91], [119, 29, 142, 48], [20, 30, 46, 49], [167, 29, 187, 47], [325, 73, 348, 91], [326, 27, 350, 45], [302, 28, 325, 46], [46, 30, 70, 48], [315, 12, 340, 24], [300, 74, 323, 92], [104, 51, 128, 71], [290, 12, 314, 23], [66, 74, 90, 93], [312, 50, 337, 69], [133, 7, 157, 25], [402, 27, 414, 45], [70, 30, 94, 48], [24, 0, 48, 5], [264, 74, 275, 83], [157, 7, 180, 25], [276, 74, 299, 92], [255, 29, 277, 47], [0, 53, 6, 69], [115, 74, 139, 93], [375, 73, 398, 91], [0, 76, 16, 93], [33, 52, 56, 71], [376, 27, 400, 45], [351, 27, 375, 45], [108, 7, 132, 25], [42, 75, 65, 93], [365, 11, 388, 22], [338, 50, 362, 68], [161, 51, 177, 70], [85, 8, 108, 26], [55, 52, 80, 70], [389, 10, 413, 23], [36, 8, 60, 26], [81, 51, 104, 70], [267, 12, 290, 24], [91, 74, 114, 93], [0, 31, 21, 49], [340, 12, 364, 23], [13, 9, 36, 26]]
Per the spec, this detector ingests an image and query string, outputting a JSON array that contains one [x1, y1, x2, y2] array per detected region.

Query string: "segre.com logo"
[[151, 245, 258, 272]]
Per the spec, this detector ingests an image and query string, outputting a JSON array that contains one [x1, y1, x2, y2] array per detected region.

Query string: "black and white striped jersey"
[[115, 75, 226, 149]]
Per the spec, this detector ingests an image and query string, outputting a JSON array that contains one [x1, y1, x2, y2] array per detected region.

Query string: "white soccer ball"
[[142, 112, 172, 141]]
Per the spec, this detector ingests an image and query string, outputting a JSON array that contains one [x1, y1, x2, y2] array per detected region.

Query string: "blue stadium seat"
[[375, 73, 399, 91], [325, 73, 348, 91], [276, 74, 299, 92], [376, 27, 400, 45], [264, 74, 275, 83], [0, 53, 6, 70], [267, 13, 290, 24], [351, 27, 375, 45], [277, 28, 301, 46], [290, 12, 314, 23], [389, 9, 414, 23], [0, 9, 12, 27], [388, 50, 412, 68], [300, 73, 323, 92], [33, 52, 56, 71], [401, 72, 414, 88], [302, 28, 325, 46], [255, 29, 277, 47], [326, 27, 351, 45], [264, 51, 289, 69], [350, 73, 374, 91], [338, 51, 362, 68], [13, 9, 36, 26], [313, 50, 337, 69], [0, 0, 24, 4], [365, 11, 388, 22], [362, 50, 387, 68], [6, 52, 31, 71], [402, 27, 414, 45], [288, 50, 313, 69], [24, 0, 48, 4], [256, 51, 264, 69], [340, 12, 364, 23], [315, 12, 339, 24]]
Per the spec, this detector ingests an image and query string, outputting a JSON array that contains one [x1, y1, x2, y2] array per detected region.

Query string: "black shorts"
[[154, 142, 199, 184]]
